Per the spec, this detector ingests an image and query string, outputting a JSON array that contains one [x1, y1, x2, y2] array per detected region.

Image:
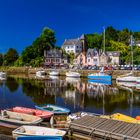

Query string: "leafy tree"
[[0, 53, 3, 66], [118, 28, 130, 45], [86, 33, 102, 49], [105, 26, 118, 40], [21, 46, 35, 65], [109, 40, 129, 64], [4, 48, 18, 66], [14, 57, 24, 66]]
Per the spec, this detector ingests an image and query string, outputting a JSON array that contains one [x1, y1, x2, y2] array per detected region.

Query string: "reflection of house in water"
[[44, 79, 67, 96], [87, 83, 118, 97], [65, 90, 85, 109]]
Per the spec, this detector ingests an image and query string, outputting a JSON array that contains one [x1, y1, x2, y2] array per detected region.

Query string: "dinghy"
[[12, 125, 66, 138], [0, 71, 6, 80], [0, 110, 42, 128], [36, 71, 45, 79], [65, 71, 80, 78], [35, 104, 70, 115], [16, 136, 62, 140], [9, 107, 53, 120]]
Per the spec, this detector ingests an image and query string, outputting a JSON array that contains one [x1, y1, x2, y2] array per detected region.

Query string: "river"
[[0, 75, 140, 139]]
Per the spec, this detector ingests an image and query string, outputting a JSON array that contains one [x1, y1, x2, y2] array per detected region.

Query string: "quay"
[[69, 115, 140, 140]]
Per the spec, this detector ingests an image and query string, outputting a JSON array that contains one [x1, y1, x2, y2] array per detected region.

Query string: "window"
[[88, 59, 90, 62], [94, 59, 97, 62], [77, 46, 78, 48], [71, 46, 73, 48], [67, 46, 69, 49]]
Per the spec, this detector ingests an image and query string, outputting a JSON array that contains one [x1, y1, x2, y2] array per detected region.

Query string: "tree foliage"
[[4, 48, 18, 66]]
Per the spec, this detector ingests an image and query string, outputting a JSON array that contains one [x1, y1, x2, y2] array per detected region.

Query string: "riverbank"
[[0, 66, 140, 80]]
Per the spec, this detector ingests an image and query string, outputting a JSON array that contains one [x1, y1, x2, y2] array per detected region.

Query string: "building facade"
[[44, 49, 68, 67], [61, 34, 86, 55]]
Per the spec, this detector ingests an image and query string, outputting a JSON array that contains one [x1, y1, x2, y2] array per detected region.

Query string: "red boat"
[[10, 107, 53, 120]]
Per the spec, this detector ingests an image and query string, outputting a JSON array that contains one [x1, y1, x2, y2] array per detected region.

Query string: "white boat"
[[49, 70, 59, 76], [65, 71, 80, 78], [116, 35, 140, 83], [12, 125, 66, 138], [36, 71, 45, 78], [0, 72, 6, 80]]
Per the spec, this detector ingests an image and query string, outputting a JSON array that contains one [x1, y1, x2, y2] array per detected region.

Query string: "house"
[[44, 49, 68, 68], [86, 49, 100, 66], [73, 52, 86, 66], [135, 40, 140, 47], [99, 52, 108, 66], [61, 34, 86, 55], [106, 51, 120, 65]]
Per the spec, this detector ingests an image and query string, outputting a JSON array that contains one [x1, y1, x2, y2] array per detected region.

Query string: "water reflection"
[[0, 76, 140, 117]]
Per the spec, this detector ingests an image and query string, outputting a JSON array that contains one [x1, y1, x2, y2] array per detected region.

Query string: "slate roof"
[[106, 51, 120, 57], [45, 49, 62, 58], [62, 38, 81, 46], [86, 49, 99, 57]]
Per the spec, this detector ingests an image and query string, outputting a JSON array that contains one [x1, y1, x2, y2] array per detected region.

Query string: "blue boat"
[[35, 104, 70, 115], [87, 67, 112, 81], [16, 136, 62, 140], [88, 79, 112, 85]]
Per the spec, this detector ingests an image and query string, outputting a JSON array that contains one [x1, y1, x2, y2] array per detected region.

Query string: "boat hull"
[[49, 71, 59, 76], [35, 104, 70, 115], [12, 125, 66, 138], [16, 136, 62, 140], [11, 107, 53, 120], [88, 75, 112, 81], [0, 110, 42, 128]]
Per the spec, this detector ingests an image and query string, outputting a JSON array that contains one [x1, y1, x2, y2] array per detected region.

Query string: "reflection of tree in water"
[[5, 77, 19, 93], [21, 79, 55, 105], [85, 88, 132, 114]]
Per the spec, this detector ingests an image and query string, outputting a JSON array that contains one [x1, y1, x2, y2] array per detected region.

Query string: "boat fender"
[[136, 116, 140, 120]]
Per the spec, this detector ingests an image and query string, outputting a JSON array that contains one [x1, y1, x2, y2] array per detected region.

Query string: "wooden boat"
[[0, 110, 42, 128], [35, 104, 70, 115], [16, 136, 62, 140], [100, 113, 140, 124], [12, 125, 66, 138], [9, 106, 53, 120]]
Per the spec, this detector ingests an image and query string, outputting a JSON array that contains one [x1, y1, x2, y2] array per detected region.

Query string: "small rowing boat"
[[35, 104, 70, 115], [16, 136, 62, 140], [9, 106, 53, 120], [12, 125, 66, 138], [0, 110, 42, 128]]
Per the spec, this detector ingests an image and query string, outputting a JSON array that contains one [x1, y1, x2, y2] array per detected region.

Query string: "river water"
[[0, 75, 140, 139]]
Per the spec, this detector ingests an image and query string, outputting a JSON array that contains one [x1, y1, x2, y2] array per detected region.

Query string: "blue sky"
[[0, 0, 140, 54]]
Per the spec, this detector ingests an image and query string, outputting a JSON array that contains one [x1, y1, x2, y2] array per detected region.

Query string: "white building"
[[135, 40, 140, 47], [61, 35, 85, 55]]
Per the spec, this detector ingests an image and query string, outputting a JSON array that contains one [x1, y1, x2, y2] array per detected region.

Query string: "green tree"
[[86, 33, 102, 49], [0, 53, 3, 66], [118, 28, 130, 45], [21, 46, 35, 65], [4, 48, 18, 66], [109, 40, 129, 64]]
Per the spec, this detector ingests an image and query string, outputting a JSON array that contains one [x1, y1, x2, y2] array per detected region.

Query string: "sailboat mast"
[[103, 27, 105, 53], [130, 35, 134, 69]]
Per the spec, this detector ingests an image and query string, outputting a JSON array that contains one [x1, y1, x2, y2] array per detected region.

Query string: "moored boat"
[[0, 71, 7, 80], [49, 70, 59, 76], [9, 106, 53, 120], [16, 136, 62, 140], [36, 71, 45, 78], [12, 125, 66, 138], [65, 71, 80, 78], [100, 113, 140, 124], [35, 104, 70, 115], [88, 67, 112, 81], [0, 110, 42, 128]]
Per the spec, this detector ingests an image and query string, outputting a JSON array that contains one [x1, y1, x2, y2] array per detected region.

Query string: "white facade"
[[64, 44, 82, 54]]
